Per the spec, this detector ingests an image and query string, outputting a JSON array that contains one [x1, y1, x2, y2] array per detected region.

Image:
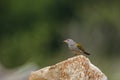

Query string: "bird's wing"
[[75, 43, 85, 52], [75, 43, 90, 55]]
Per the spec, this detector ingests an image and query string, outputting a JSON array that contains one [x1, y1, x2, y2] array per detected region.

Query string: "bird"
[[64, 39, 90, 55]]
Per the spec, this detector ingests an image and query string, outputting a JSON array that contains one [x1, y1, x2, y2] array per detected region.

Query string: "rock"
[[29, 55, 107, 80]]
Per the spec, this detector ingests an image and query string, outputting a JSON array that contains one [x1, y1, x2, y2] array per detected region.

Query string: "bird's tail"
[[84, 51, 90, 55]]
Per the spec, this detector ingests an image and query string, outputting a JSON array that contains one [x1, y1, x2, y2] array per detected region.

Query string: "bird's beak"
[[64, 40, 67, 43]]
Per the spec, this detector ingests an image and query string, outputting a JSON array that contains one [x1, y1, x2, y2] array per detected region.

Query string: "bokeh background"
[[0, 0, 120, 80]]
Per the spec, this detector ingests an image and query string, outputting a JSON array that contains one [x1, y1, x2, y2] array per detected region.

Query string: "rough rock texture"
[[29, 55, 107, 80]]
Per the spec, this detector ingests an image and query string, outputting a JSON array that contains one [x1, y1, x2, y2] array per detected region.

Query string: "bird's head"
[[64, 39, 76, 45]]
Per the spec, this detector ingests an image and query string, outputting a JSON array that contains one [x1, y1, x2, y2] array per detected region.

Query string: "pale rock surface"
[[29, 55, 107, 80]]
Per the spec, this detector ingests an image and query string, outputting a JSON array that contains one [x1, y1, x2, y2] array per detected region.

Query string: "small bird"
[[64, 39, 90, 55]]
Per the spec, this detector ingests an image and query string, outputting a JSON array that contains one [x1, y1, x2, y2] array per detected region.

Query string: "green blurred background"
[[0, 0, 120, 80]]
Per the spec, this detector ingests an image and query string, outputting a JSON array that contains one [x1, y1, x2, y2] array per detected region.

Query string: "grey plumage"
[[64, 39, 90, 55]]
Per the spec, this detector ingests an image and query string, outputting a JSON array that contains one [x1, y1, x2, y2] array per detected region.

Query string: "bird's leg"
[[74, 54, 79, 56]]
